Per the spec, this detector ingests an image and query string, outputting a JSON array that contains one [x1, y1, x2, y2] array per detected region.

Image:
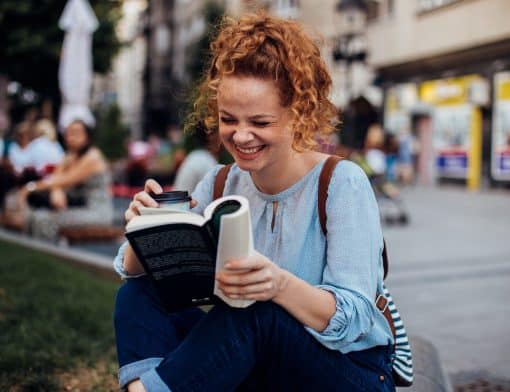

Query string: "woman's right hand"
[[124, 179, 163, 223]]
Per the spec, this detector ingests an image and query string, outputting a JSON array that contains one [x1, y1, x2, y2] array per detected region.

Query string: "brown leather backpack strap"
[[318, 156, 343, 235], [382, 239, 389, 279], [213, 164, 232, 200]]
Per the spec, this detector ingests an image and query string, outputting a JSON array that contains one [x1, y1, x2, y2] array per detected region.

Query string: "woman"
[[11, 120, 113, 241], [114, 13, 394, 391]]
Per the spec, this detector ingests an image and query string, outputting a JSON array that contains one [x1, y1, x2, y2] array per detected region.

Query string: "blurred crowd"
[[0, 110, 219, 244], [0, 115, 113, 242]]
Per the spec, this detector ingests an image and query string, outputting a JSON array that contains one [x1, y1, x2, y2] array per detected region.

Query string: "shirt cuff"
[[140, 368, 172, 392], [119, 357, 163, 389], [113, 241, 146, 279]]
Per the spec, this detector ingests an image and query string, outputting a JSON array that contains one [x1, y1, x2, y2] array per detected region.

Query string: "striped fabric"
[[382, 283, 414, 386]]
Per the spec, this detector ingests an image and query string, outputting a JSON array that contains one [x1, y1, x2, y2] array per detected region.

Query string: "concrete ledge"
[[399, 336, 452, 392], [0, 228, 118, 280]]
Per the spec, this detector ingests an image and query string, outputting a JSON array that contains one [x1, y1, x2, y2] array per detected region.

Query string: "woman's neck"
[[250, 150, 327, 195]]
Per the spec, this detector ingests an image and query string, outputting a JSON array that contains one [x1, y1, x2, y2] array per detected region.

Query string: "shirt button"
[[379, 375, 385, 382]]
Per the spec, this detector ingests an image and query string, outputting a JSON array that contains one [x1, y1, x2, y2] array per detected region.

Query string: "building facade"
[[366, 0, 510, 186]]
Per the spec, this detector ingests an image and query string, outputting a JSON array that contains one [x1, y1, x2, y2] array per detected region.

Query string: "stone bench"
[[58, 225, 125, 246], [399, 336, 452, 392]]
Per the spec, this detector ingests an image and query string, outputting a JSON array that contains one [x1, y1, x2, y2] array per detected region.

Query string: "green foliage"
[[0, 0, 122, 99], [95, 103, 129, 161], [0, 240, 119, 390]]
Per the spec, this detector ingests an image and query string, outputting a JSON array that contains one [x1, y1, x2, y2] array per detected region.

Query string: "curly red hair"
[[190, 12, 338, 151]]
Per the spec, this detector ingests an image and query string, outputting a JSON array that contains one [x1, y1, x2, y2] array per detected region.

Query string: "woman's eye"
[[220, 117, 236, 124], [253, 121, 270, 127]]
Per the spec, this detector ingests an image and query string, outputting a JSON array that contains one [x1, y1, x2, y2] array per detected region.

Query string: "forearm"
[[273, 270, 336, 332], [123, 245, 145, 275]]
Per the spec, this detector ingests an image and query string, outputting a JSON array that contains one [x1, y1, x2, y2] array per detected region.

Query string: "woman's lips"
[[234, 144, 266, 160]]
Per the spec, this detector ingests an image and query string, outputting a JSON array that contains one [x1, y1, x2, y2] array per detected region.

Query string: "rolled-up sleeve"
[[305, 161, 384, 351], [113, 241, 146, 279]]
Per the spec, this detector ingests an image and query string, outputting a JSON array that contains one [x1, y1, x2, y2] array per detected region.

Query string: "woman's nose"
[[232, 127, 255, 144]]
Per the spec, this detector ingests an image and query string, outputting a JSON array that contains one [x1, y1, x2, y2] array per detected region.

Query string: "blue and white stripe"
[[382, 283, 414, 386]]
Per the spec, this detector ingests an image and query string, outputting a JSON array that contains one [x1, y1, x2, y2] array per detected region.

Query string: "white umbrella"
[[58, 0, 99, 130]]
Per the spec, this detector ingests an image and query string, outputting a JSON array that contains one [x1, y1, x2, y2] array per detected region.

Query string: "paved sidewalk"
[[383, 185, 510, 382]]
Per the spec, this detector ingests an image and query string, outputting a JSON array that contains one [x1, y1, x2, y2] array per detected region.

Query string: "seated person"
[[4, 120, 114, 242], [7, 121, 38, 183], [27, 118, 64, 176], [173, 121, 218, 193]]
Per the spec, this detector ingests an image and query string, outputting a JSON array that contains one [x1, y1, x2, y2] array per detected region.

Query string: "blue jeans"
[[114, 276, 395, 391]]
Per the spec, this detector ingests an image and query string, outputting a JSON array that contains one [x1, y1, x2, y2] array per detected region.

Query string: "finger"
[[125, 209, 135, 222], [216, 268, 271, 286], [218, 281, 274, 296], [134, 191, 158, 207], [144, 179, 163, 194], [130, 200, 145, 214], [190, 199, 198, 208], [224, 255, 266, 271]]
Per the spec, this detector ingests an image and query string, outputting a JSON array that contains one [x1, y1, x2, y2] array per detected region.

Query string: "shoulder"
[[82, 147, 106, 164], [332, 159, 370, 185], [327, 159, 373, 199]]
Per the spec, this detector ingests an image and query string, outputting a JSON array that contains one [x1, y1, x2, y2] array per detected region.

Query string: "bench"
[[58, 225, 125, 246], [400, 336, 452, 392]]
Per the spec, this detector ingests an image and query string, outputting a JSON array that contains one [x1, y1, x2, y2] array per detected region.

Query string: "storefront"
[[419, 75, 486, 190], [492, 71, 510, 181]]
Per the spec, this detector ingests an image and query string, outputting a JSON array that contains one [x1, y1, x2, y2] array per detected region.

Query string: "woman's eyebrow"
[[219, 110, 277, 120], [249, 114, 276, 120]]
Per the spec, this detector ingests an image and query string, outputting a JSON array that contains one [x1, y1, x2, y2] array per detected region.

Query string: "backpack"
[[213, 156, 414, 387]]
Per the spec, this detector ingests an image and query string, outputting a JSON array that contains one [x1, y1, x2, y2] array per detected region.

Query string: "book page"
[[126, 212, 205, 232], [211, 196, 256, 308]]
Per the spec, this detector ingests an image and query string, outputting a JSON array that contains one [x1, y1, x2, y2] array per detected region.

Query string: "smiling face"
[[217, 76, 295, 184]]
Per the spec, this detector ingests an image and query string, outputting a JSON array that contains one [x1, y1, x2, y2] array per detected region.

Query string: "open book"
[[125, 195, 255, 312]]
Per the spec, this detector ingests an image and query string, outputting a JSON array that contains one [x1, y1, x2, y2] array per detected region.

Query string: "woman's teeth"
[[235, 145, 264, 154]]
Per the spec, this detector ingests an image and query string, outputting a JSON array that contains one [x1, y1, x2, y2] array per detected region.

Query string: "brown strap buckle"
[[375, 294, 389, 313]]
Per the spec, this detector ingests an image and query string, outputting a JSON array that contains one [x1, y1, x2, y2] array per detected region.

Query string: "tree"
[[186, 1, 224, 86], [0, 0, 122, 105]]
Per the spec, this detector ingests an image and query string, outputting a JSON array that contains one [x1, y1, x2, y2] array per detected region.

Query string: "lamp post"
[[332, 0, 368, 105]]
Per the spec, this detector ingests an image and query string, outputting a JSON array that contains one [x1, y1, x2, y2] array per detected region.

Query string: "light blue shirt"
[[113, 159, 393, 354]]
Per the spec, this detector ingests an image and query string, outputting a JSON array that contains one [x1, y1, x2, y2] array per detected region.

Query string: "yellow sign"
[[497, 79, 510, 101], [420, 75, 482, 106]]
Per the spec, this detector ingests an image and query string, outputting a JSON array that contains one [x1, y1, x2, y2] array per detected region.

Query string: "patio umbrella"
[[58, 0, 99, 130]]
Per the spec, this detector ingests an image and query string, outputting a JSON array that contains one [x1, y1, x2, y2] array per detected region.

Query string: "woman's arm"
[[45, 149, 105, 189], [216, 256, 336, 331], [273, 271, 336, 331], [26, 149, 105, 192]]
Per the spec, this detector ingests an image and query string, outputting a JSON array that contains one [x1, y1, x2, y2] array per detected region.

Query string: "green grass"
[[0, 240, 121, 391]]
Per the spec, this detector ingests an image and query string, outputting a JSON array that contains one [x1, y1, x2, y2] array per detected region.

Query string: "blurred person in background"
[[173, 120, 218, 193], [396, 128, 416, 185], [383, 132, 399, 183], [27, 118, 64, 177], [364, 123, 387, 178], [3, 119, 113, 242], [126, 139, 155, 187], [7, 121, 37, 183]]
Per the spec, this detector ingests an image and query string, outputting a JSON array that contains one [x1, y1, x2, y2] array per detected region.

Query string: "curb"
[[0, 228, 118, 279]]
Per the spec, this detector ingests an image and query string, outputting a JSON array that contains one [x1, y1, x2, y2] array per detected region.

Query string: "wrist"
[[273, 268, 292, 304]]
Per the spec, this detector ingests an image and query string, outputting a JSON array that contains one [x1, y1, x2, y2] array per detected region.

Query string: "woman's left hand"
[[215, 251, 288, 302]]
